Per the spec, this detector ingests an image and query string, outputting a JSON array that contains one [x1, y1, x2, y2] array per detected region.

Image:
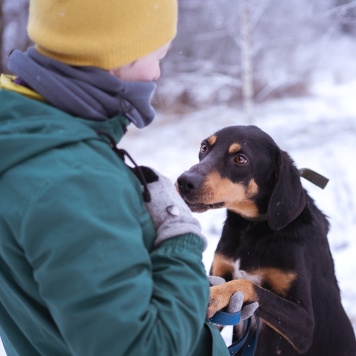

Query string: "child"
[[0, 0, 230, 355]]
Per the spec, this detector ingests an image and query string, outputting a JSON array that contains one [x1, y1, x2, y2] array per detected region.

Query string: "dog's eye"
[[200, 144, 208, 154], [234, 155, 248, 165]]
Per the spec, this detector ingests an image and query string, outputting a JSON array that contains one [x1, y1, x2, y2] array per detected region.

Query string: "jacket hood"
[[0, 90, 128, 175]]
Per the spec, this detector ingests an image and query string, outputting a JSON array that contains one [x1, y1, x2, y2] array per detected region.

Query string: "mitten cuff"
[[155, 225, 207, 250]]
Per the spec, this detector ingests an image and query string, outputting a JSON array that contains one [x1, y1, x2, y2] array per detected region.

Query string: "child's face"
[[110, 42, 171, 82]]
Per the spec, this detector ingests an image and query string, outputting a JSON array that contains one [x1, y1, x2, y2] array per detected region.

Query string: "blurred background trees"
[[155, 0, 356, 115], [0, 0, 31, 72], [1, 0, 355, 118]]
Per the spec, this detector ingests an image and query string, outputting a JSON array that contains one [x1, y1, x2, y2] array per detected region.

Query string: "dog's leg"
[[210, 252, 235, 281], [207, 279, 256, 317], [207, 279, 314, 353]]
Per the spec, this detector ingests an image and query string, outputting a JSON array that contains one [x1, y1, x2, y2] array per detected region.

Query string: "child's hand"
[[139, 166, 207, 249]]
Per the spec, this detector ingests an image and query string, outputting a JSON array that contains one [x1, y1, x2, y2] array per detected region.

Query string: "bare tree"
[[1, 0, 30, 73], [108, 0, 355, 114], [157, 0, 329, 113], [240, 0, 254, 124], [328, 0, 356, 33], [0, 0, 4, 73]]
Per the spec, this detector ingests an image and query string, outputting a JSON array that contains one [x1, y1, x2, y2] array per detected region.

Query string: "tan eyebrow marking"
[[208, 135, 217, 146], [229, 143, 242, 154]]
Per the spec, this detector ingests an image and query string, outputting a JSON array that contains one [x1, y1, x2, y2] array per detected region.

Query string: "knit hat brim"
[[28, 0, 178, 70]]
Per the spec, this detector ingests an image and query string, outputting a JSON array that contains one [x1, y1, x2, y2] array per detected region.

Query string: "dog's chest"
[[233, 259, 263, 285], [232, 257, 297, 297]]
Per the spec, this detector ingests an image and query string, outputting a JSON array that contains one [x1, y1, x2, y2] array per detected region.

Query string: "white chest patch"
[[233, 259, 263, 285]]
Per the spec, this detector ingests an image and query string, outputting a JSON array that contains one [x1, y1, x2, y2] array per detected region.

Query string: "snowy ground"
[[1, 78, 355, 354]]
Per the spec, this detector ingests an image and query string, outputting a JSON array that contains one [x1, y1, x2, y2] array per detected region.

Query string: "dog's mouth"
[[183, 199, 225, 213], [175, 181, 225, 212]]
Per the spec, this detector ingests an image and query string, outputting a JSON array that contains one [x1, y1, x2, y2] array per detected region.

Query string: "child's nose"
[[152, 67, 161, 81]]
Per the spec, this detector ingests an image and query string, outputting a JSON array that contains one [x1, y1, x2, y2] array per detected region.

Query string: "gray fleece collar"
[[7, 47, 156, 128]]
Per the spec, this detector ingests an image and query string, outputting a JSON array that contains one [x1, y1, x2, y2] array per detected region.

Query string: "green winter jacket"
[[0, 89, 229, 356]]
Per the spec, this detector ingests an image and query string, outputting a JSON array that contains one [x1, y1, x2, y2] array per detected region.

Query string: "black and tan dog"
[[176, 125, 356, 356]]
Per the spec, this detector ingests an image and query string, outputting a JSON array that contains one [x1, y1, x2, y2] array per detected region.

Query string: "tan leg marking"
[[249, 268, 297, 296], [210, 253, 235, 277], [262, 268, 296, 296]]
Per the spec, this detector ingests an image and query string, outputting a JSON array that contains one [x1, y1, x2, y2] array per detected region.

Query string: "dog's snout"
[[177, 172, 204, 195]]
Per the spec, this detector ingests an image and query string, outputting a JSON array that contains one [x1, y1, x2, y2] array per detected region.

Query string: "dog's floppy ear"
[[267, 151, 306, 230]]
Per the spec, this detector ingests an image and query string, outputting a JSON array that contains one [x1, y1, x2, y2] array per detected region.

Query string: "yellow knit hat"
[[28, 0, 177, 70]]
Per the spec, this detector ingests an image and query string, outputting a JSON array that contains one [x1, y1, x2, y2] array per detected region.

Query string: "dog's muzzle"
[[176, 171, 224, 212]]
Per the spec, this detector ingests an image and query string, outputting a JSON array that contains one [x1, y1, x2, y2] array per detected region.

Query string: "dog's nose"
[[177, 171, 204, 195]]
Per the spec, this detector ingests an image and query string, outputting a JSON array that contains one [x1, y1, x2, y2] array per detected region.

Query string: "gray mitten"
[[209, 276, 259, 320], [141, 167, 207, 248]]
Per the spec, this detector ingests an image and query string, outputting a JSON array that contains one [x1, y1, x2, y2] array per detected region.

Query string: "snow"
[[1, 78, 355, 355]]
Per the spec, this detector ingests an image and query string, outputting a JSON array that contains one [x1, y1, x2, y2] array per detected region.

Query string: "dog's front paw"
[[206, 285, 231, 319]]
